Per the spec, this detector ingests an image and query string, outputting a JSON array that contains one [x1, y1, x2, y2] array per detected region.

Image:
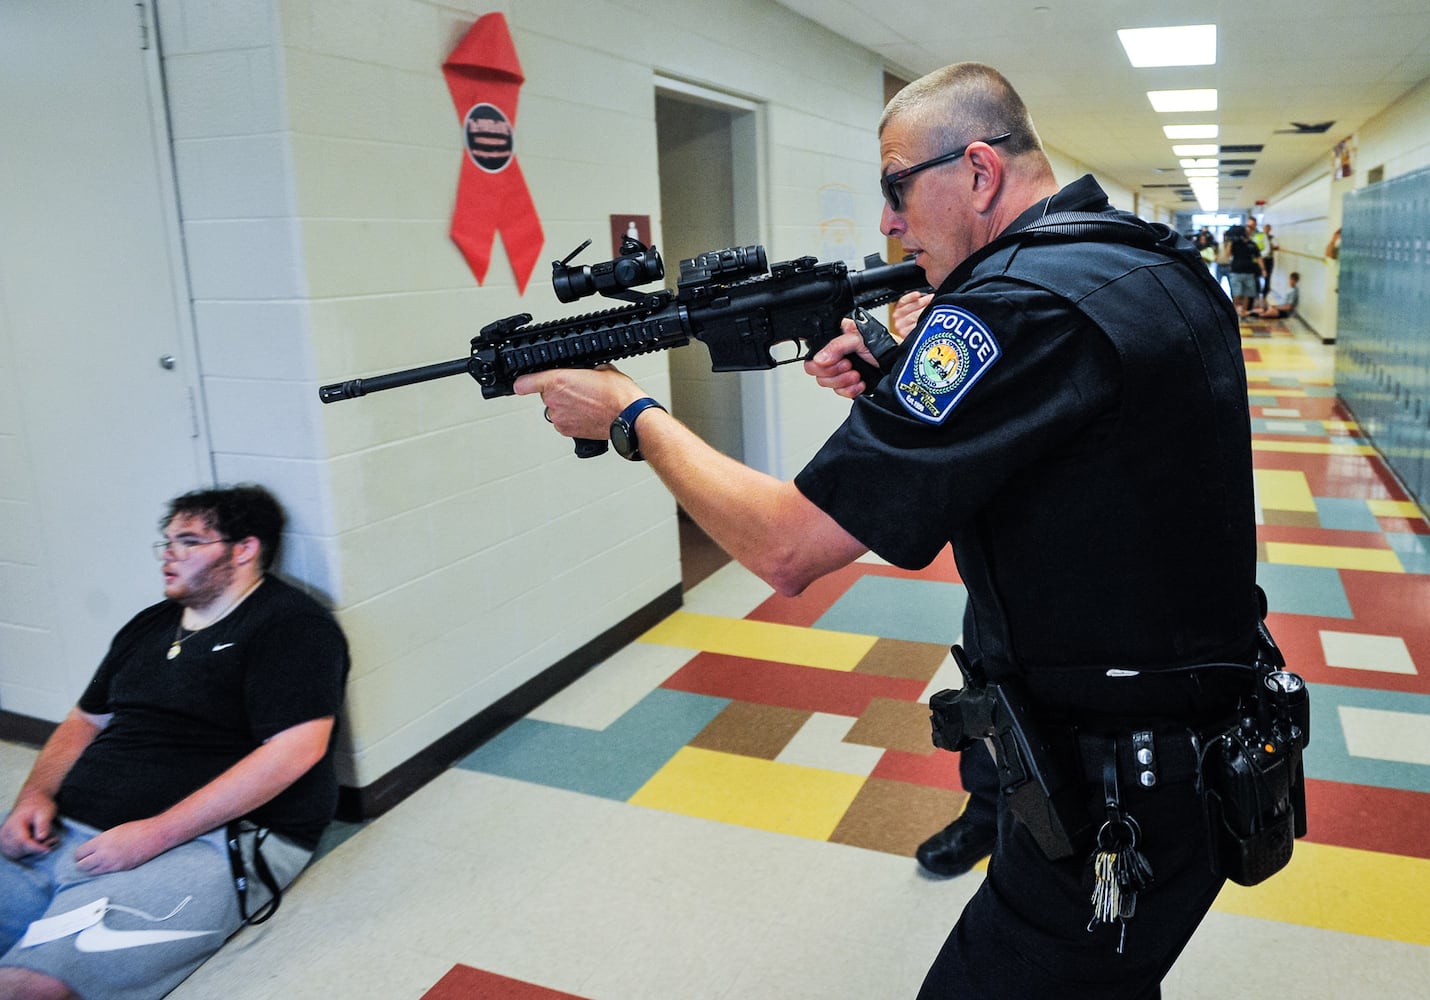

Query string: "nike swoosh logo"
[[74, 923, 217, 952], [212, 643, 236, 651]]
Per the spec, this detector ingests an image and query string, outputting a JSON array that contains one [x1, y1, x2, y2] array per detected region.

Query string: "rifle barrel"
[[319, 357, 471, 403]]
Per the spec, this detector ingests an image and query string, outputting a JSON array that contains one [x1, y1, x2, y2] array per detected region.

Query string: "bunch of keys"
[[1088, 751, 1154, 953]]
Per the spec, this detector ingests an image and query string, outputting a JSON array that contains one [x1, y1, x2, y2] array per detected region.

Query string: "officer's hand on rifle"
[[514, 364, 646, 444], [892, 290, 934, 338], [804, 290, 933, 399]]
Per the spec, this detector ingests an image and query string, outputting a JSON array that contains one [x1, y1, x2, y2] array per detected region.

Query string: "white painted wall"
[[145, 0, 893, 789], [14, 0, 1332, 799], [1262, 75, 1430, 341], [0, 0, 214, 723]]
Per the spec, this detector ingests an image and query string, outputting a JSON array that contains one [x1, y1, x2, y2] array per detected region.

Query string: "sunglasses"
[[880, 132, 1013, 212]]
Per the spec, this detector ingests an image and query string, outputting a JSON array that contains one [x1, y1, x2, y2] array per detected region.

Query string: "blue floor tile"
[[1385, 533, 1430, 574], [1257, 562, 1353, 619], [457, 688, 729, 800], [814, 576, 967, 646], [1306, 683, 1430, 794], [1251, 418, 1318, 436], [1315, 497, 1382, 532]]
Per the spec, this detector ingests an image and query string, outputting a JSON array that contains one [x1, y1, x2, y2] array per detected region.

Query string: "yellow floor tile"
[[638, 611, 876, 670], [1263, 541, 1404, 573], [1367, 499, 1425, 519], [630, 746, 866, 840], [1255, 469, 1318, 513], [1253, 440, 1378, 456], [1214, 842, 1430, 946]]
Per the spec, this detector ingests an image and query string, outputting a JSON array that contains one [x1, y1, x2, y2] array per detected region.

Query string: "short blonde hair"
[[881, 63, 1044, 158]]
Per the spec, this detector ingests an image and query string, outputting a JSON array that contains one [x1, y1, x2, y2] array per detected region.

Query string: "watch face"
[[611, 418, 638, 459]]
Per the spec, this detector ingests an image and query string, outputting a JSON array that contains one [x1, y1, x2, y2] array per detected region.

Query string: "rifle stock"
[[319, 242, 927, 457]]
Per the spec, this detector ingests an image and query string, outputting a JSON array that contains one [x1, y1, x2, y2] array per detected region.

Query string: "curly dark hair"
[[161, 483, 286, 571]]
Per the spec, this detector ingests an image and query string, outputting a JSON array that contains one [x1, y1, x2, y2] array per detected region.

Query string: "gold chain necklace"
[[167, 577, 264, 661]]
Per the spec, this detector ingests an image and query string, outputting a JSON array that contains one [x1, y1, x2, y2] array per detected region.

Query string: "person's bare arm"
[[516, 367, 867, 596], [0, 708, 107, 859], [71, 717, 334, 874]]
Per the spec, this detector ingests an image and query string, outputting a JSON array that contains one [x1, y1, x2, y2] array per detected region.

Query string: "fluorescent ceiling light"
[[1164, 124, 1219, 139], [1117, 24, 1216, 67], [1173, 144, 1219, 157], [1189, 182, 1219, 197], [1183, 168, 1219, 177], [1148, 89, 1218, 113], [1180, 159, 1219, 170]]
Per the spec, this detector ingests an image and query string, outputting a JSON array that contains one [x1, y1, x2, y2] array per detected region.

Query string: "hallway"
[[5, 321, 1427, 999]]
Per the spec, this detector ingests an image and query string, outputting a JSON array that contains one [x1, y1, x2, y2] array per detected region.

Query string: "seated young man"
[[0, 484, 349, 1000], [1249, 271, 1300, 319]]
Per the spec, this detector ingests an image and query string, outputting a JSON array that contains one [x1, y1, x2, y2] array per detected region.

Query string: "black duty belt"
[[1025, 661, 1255, 724], [1076, 726, 1204, 790]]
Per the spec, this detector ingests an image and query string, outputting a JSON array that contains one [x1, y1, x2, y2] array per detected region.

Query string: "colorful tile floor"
[[7, 318, 1427, 998]]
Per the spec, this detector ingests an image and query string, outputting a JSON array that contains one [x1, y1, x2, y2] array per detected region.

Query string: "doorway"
[[654, 80, 760, 590], [0, 0, 212, 720]]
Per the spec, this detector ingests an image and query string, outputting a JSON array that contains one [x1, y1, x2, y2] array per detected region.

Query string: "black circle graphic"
[[463, 103, 514, 173]]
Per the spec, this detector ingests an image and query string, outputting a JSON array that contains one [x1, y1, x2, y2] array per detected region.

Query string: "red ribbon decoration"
[[442, 14, 544, 293]]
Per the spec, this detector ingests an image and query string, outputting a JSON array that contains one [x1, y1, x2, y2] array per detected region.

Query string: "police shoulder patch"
[[894, 304, 1001, 424]]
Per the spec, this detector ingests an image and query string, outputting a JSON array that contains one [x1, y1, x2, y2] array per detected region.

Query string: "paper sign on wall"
[[442, 13, 544, 293]]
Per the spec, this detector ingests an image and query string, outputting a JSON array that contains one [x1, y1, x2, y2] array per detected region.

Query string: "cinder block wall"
[[157, 0, 891, 799]]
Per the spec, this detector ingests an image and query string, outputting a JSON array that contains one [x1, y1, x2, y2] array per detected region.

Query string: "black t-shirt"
[[58, 576, 350, 849], [796, 176, 1256, 685], [1226, 226, 1259, 273]]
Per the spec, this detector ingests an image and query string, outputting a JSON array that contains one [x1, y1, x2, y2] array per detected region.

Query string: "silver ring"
[[543, 407, 553, 423]]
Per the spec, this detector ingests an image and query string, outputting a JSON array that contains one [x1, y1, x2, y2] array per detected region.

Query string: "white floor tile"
[[1320, 629, 1417, 674], [682, 560, 774, 619], [1338, 705, 1430, 766], [527, 641, 697, 729], [775, 712, 884, 775]]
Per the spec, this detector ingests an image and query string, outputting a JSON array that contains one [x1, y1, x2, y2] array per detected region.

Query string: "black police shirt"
[[795, 176, 1257, 681]]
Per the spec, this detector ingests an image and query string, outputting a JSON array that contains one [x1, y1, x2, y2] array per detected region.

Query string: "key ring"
[[1096, 813, 1142, 851]]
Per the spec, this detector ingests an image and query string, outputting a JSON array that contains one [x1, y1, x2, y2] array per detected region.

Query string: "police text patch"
[[894, 304, 1001, 424]]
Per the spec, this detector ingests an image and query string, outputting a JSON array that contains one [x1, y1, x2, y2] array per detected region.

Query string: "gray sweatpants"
[[0, 816, 310, 1000]]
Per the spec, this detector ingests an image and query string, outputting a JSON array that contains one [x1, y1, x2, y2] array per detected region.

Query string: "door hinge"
[[137, 3, 151, 50]]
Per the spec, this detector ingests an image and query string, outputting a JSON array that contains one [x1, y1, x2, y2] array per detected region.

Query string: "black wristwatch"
[[610, 397, 666, 461]]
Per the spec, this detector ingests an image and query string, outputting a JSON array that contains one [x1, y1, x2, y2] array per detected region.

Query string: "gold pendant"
[[167, 641, 181, 660]]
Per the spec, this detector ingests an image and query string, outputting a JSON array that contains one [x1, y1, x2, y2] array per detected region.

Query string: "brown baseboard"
[[0, 711, 57, 747]]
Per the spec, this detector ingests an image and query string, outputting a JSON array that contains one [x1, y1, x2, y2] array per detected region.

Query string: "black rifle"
[[319, 237, 927, 457]]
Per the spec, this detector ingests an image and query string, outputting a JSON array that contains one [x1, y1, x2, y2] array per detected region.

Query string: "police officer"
[[519, 62, 1260, 999]]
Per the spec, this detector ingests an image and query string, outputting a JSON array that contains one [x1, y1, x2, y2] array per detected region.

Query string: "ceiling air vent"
[[1274, 121, 1334, 134]]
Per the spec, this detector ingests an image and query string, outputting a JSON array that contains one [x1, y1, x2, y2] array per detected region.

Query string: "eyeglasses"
[[152, 537, 231, 561], [880, 132, 1013, 212]]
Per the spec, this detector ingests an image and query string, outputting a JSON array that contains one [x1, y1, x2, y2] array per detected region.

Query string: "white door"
[[0, 0, 211, 720]]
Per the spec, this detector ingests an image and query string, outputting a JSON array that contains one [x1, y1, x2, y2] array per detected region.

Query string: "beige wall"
[[1262, 75, 1430, 340], [155, 0, 891, 789], [30, 0, 1398, 796]]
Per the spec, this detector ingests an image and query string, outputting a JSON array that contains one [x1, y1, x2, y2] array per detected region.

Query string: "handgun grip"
[[575, 437, 609, 459]]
